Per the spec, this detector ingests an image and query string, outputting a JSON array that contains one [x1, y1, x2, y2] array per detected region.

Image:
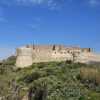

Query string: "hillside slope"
[[0, 57, 100, 100]]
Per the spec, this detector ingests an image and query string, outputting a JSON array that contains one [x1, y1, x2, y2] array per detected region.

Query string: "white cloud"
[[0, 17, 7, 22], [47, 0, 60, 10], [0, 0, 64, 10], [28, 17, 42, 30], [16, 0, 64, 10], [0, 0, 46, 6], [1, 0, 100, 8], [88, 0, 100, 6], [16, 0, 46, 5], [0, 8, 7, 23]]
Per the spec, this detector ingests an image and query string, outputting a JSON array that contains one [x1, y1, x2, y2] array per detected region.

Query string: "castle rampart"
[[16, 45, 100, 68]]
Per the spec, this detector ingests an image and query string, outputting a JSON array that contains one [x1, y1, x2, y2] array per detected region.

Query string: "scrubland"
[[0, 57, 100, 100]]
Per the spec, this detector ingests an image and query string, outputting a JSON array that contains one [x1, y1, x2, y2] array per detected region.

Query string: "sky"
[[0, 0, 100, 59]]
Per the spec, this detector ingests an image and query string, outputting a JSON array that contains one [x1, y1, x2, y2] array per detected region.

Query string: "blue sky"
[[0, 0, 100, 59]]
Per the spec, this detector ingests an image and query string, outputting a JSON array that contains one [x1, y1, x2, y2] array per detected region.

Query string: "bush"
[[19, 72, 41, 84], [28, 82, 47, 100], [65, 60, 73, 64]]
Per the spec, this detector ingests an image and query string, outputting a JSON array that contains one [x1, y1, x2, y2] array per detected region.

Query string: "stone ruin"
[[15, 44, 100, 68]]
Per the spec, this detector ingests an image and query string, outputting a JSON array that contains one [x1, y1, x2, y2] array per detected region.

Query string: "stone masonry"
[[16, 45, 100, 68]]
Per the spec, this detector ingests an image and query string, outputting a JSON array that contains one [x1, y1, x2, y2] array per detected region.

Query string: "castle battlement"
[[16, 44, 99, 68]]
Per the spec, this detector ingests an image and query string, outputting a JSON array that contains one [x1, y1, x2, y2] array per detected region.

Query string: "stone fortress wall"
[[16, 44, 100, 68]]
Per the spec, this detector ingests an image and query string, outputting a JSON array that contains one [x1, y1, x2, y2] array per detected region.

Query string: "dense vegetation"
[[0, 57, 100, 100]]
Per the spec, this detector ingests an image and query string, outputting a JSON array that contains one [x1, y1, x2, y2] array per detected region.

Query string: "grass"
[[0, 57, 100, 100]]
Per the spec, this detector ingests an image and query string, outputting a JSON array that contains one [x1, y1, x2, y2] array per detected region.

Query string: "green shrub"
[[28, 82, 47, 100], [19, 72, 41, 84]]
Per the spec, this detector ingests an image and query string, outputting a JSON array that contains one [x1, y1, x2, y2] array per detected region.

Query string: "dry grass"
[[80, 67, 100, 85]]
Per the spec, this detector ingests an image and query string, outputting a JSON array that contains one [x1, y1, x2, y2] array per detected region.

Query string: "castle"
[[16, 44, 100, 68]]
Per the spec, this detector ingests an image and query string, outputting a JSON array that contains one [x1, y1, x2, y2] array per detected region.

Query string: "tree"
[[28, 82, 47, 100], [52, 45, 56, 51]]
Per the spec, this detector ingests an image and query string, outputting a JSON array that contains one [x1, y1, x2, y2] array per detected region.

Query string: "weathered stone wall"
[[77, 52, 100, 63], [16, 47, 33, 68], [16, 45, 100, 68]]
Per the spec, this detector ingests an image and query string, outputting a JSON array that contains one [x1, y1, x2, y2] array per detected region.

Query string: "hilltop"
[[0, 56, 100, 100]]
